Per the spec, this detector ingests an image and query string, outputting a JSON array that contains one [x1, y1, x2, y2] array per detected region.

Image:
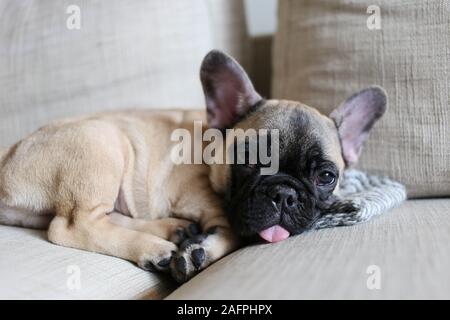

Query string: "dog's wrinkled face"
[[225, 102, 346, 242], [201, 50, 387, 243]]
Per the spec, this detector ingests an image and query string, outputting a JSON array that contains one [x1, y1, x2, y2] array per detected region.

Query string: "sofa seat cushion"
[[0, 225, 174, 299], [167, 199, 450, 299]]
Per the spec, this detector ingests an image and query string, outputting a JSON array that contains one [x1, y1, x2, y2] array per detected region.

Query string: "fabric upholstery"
[[0, 1, 249, 299], [272, 0, 450, 198], [167, 199, 450, 299], [313, 169, 406, 229], [0, 0, 249, 147], [0, 225, 176, 299]]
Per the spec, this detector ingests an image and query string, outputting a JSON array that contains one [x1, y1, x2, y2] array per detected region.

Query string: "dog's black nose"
[[268, 185, 298, 210]]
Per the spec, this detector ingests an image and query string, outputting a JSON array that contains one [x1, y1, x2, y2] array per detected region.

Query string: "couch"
[[1, 0, 449, 299]]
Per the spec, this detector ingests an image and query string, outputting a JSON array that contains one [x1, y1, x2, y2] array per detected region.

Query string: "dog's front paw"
[[170, 234, 210, 283], [138, 242, 177, 273], [170, 226, 239, 283], [170, 222, 202, 245]]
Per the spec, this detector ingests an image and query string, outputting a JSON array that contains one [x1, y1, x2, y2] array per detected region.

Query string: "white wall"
[[244, 0, 278, 37]]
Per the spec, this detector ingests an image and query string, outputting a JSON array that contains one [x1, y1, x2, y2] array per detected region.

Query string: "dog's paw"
[[170, 222, 202, 245], [170, 234, 210, 283], [138, 242, 177, 273]]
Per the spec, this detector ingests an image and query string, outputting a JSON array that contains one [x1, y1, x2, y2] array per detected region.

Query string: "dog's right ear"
[[200, 50, 262, 130], [330, 86, 387, 167]]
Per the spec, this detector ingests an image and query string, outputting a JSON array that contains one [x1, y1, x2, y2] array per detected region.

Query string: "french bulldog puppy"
[[0, 50, 386, 282]]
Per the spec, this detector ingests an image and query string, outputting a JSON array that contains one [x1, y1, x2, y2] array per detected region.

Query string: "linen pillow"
[[272, 0, 450, 198]]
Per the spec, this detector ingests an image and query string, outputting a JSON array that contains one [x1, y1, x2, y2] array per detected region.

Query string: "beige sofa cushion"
[[0, 0, 248, 146], [0, 225, 175, 299], [272, 0, 450, 198], [167, 199, 450, 299]]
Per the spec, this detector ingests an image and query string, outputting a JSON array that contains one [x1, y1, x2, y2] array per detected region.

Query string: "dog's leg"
[[108, 212, 195, 244], [0, 200, 53, 229], [169, 182, 241, 282], [48, 206, 178, 272]]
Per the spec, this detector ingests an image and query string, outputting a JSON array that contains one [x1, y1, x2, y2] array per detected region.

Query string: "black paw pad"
[[143, 262, 158, 272], [192, 234, 207, 243], [175, 256, 187, 275], [191, 248, 206, 269], [188, 223, 201, 236], [157, 256, 172, 268]]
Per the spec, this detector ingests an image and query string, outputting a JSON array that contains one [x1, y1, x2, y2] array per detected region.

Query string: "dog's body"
[[0, 51, 387, 282], [0, 110, 212, 226], [0, 109, 239, 282]]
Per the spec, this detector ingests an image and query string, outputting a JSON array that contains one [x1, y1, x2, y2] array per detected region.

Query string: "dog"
[[0, 50, 386, 282]]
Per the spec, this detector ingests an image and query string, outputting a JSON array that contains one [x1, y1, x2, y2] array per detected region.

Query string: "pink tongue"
[[258, 225, 290, 243]]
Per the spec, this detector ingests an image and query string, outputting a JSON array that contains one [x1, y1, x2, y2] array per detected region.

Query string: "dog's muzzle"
[[256, 184, 296, 242], [250, 175, 316, 243]]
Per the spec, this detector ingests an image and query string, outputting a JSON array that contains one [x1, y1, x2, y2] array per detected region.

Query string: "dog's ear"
[[330, 86, 387, 166], [200, 50, 262, 129]]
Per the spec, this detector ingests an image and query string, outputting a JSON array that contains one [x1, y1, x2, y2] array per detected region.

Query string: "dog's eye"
[[317, 171, 336, 186]]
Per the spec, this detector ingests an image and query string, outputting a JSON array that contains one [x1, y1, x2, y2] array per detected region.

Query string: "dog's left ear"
[[330, 86, 387, 166], [200, 50, 262, 129]]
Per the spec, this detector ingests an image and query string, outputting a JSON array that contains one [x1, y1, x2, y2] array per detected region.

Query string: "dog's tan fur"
[[0, 109, 238, 274], [0, 102, 349, 279], [209, 100, 345, 195], [0, 50, 386, 282]]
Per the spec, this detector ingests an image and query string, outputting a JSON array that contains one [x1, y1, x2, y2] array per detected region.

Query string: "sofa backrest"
[[0, 0, 249, 146]]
